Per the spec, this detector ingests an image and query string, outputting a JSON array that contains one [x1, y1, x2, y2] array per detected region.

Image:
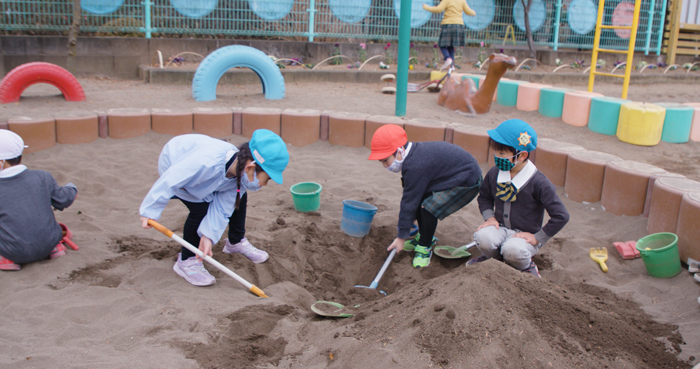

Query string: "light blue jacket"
[[139, 134, 244, 242]]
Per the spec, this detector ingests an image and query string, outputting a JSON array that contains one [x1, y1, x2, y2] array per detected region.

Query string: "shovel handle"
[[62, 237, 79, 251], [598, 260, 608, 273]]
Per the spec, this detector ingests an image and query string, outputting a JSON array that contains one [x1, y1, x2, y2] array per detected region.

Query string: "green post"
[[307, 0, 316, 42], [395, 0, 412, 117], [143, 0, 152, 38], [553, 0, 562, 51]]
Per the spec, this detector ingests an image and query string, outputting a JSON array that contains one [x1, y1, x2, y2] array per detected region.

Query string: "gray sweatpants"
[[473, 226, 540, 270]]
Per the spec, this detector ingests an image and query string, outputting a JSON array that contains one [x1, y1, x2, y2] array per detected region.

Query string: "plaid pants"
[[421, 176, 482, 220]]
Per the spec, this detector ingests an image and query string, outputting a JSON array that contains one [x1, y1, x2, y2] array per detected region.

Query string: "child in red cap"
[[467, 119, 570, 277], [369, 124, 482, 268]]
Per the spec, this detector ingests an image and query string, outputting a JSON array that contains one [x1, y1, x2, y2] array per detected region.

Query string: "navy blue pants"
[[179, 193, 247, 260]]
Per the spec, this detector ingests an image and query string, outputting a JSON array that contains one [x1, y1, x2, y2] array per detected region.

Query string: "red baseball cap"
[[368, 124, 407, 160]]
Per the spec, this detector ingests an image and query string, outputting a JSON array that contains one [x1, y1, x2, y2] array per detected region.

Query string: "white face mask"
[[241, 162, 262, 192], [386, 147, 406, 173]]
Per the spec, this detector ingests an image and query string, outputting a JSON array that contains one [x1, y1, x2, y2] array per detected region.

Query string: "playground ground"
[[0, 77, 699, 368]]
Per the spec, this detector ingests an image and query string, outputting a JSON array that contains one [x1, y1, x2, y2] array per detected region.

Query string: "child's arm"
[[397, 168, 433, 239], [462, 0, 476, 16], [50, 176, 77, 211], [533, 181, 570, 246], [423, 1, 448, 14], [196, 190, 238, 245], [139, 158, 199, 221]]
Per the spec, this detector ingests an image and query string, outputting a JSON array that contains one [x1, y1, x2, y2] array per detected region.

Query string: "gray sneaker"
[[223, 238, 269, 264], [173, 253, 216, 287]]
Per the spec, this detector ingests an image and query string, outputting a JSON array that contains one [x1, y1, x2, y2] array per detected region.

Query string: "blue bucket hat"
[[249, 129, 289, 184], [487, 119, 538, 152]]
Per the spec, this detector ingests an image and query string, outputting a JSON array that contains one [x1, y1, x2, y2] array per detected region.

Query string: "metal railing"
[[0, 0, 667, 54]]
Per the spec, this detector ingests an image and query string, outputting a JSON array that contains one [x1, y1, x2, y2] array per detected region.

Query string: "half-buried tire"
[[0, 62, 86, 104], [192, 45, 285, 102]]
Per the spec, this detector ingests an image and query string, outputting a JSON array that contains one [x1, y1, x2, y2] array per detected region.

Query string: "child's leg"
[[448, 46, 455, 62], [440, 47, 451, 61], [500, 236, 539, 271], [473, 226, 510, 259], [415, 206, 438, 247], [179, 199, 210, 260], [227, 192, 247, 244], [223, 193, 269, 263]]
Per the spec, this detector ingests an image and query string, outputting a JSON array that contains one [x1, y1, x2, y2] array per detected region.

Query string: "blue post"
[[644, 0, 656, 55], [655, 0, 668, 55], [307, 0, 316, 42], [143, 0, 152, 39], [553, 0, 562, 51], [395, 0, 412, 117]]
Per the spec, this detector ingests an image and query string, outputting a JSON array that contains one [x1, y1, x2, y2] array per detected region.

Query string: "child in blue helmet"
[[139, 129, 289, 287], [467, 119, 569, 277]]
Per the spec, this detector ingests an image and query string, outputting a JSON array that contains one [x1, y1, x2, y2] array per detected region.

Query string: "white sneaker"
[[223, 238, 269, 264], [440, 58, 453, 71], [173, 253, 216, 287]]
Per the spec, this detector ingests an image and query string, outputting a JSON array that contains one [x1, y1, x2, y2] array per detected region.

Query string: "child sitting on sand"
[[467, 119, 570, 277], [423, 0, 476, 71], [139, 129, 289, 287], [0, 130, 78, 271], [369, 124, 482, 268]]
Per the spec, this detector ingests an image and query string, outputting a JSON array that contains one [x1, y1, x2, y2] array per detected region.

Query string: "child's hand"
[[387, 238, 406, 253], [422, 3, 428, 9], [477, 217, 499, 231], [197, 237, 213, 261], [514, 232, 538, 246], [140, 216, 152, 229]]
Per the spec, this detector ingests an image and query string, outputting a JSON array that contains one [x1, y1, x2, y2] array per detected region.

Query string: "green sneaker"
[[403, 233, 438, 252], [413, 245, 433, 268]]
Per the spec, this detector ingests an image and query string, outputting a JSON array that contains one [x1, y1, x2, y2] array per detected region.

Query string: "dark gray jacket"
[[398, 141, 482, 239], [0, 169, 77, 263]]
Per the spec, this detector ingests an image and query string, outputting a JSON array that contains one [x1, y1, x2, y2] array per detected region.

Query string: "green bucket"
[[290, 182, 322, 212], [635, 232, 682, 278]]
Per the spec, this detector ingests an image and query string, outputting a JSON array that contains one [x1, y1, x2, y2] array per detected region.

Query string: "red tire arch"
[[0, 62, 86, 104]]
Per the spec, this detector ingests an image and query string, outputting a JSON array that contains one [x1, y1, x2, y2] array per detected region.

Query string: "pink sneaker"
[[0, 255, 20, 271], [173, 253, 216, 287], [223, 238, 269, 264], [50, 243, 67, 260]]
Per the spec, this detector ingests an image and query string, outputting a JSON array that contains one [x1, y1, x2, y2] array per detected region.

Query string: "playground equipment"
[[192, 45, 285, 102], [0, 62, 86, 104], [437, 53, 516, 117], [587, 0, 641, 99]]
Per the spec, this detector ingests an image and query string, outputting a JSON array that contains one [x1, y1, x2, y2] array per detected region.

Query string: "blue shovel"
[[354, 249, 396, 296]]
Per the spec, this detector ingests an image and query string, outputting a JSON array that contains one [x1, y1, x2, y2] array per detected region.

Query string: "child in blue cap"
[[139, 129, 289, 287], [467, 119, 569, 277]]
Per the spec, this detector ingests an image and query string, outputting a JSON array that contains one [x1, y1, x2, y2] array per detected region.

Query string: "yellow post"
[[621, 0, 643, 99], [588, 0, 607, 93]]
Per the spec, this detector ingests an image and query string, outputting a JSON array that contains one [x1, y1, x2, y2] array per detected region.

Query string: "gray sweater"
[[478, 166, 569, 246], [0, 169, 77, 263], [398, 141, 482, 239]]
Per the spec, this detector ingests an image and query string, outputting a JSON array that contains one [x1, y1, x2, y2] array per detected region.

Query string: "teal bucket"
[[340, 200, 378, 238], [635, 232, 682, 278], [290, 182, 322, 212]]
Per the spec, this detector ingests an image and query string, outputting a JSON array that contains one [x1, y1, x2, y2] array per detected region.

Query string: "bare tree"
[[520, 0, 536, 60], [67, 0, 81, 74]]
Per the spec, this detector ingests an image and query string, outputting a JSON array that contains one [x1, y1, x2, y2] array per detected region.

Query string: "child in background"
[[0, 130, 78, 271], [423, 0, 477, 71], [140, 129, 289, 287], [369, 125, 482, 268], [468, 119, 570, 277]]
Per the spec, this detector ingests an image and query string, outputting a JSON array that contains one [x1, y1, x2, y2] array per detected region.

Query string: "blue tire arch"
[[192, 45, 285, 102]]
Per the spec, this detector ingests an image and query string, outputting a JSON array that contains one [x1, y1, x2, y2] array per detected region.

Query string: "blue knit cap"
[[487, 119, 538, 152]]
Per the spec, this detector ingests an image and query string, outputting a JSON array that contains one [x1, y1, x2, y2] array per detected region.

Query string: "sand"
[[0, 75, 699, 368]]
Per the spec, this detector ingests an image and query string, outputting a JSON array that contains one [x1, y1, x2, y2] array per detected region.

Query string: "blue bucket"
[[340, 200, 378, 238]]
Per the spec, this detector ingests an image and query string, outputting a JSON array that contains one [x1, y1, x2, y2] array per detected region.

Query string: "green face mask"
[[494, 152, 519, 172]]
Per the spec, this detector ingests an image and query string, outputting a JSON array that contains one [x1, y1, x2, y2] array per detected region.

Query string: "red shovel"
[[59, 223, 79, 250]]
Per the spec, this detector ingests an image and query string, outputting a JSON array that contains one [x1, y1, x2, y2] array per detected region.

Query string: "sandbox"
[[1, 78, 699, 368]]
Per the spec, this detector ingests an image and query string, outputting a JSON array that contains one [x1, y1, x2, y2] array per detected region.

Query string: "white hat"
[[0, 130, 28, 160]]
